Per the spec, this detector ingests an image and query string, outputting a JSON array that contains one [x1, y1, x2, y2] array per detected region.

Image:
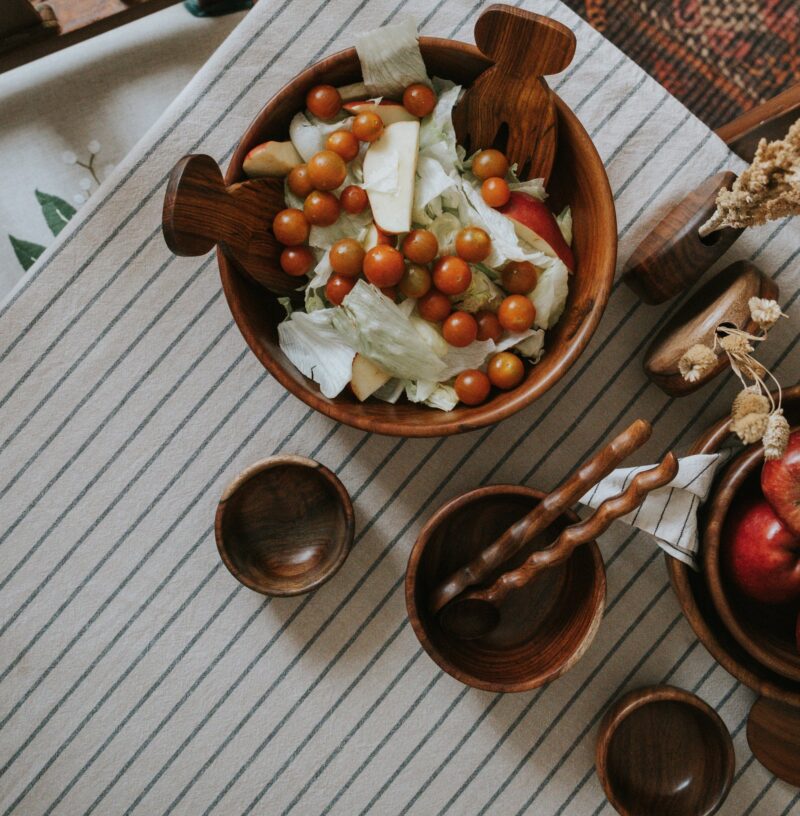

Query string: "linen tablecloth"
[[2, 1, 800, 813]]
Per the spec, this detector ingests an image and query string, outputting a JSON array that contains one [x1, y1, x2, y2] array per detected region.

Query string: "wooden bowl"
[[217, 38, 616, 437], [215, 455, 354, 596], [596, 685, 734, 816], [405, 485, 606, 692]]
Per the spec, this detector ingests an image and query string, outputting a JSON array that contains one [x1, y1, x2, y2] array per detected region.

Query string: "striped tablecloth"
[[1, 1, 799, 814]]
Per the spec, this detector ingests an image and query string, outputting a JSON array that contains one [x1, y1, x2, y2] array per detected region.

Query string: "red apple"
[[762, 429, 800, 535], [497, 192, 575, 271], [723, 496, 800, 605]]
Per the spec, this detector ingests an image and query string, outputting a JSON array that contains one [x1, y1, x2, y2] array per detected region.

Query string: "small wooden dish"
[[405, 485, 605, 692], [215, 455, 354, 596], [596, 685, 734, 816]]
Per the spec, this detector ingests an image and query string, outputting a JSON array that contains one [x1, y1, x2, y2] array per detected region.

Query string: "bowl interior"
[[406, 486, 605, 692], [216, 459, 352, 595], [219, 38, 616, 436]]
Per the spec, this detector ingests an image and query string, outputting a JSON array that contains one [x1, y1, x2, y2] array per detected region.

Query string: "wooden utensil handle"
[[472, 452, 679, 607]]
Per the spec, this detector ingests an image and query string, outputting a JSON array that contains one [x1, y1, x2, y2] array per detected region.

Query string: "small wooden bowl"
[[596, 685, 734, 816], [215, 455, 354, 596], [703, 443, 800, 682], [405, 485, 605, 692]]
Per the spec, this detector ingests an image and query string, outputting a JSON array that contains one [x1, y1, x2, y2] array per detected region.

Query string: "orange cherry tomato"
[[380, 286, 397, 302], [287, 164, 314, 198], [303, 191, 340, 226], [340, 185, 368, 214], [402, 83, 437, 117], [443, 311, 478, 347], [325, 130, 360, 162], [307, 150, 347, 191], [363, 245, 405, 287], [475, 310, 503, 343], [481, 177, 511, 207], [306, 84, 341, 119], [352, 111, 384, 142], [329, 238, 365, 277], [498, 294, 536, 332], [454, 369, 491, 405], [488, 352, 525, 390], [280, 246, 314, 277], [272, 208, 309, 246], [433, 256, 472, 296], [455, 227, 491, 263], [402, 229, 438, 264], [398, 263, 432, 299], [501, 260, 539, 294], [472, 149, 509, 181], [325, 273, 356, 306], [417, 290, 452, 322]]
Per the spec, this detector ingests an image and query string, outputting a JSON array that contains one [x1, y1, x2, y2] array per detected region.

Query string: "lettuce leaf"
[[515, 329, 546, 361], [529, 259, 569, 329], [452, 266, 503, 313], [556, 205, 573, 245], [289, 111, 351, 161]]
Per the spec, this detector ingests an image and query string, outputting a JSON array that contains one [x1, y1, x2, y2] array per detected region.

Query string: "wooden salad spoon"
[[439, 452, 679, 640], [452, 4, 576, 183]]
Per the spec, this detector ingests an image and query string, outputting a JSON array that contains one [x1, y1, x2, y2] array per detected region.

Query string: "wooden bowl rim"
[[595, 684, 735, 816], [218, 37, 617, 438], [405, 483, 606, 692], [214, 454, 355, 596]]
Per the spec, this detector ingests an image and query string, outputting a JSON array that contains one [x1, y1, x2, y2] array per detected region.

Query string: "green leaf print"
[[9, 235, 46, 271], [35, 189, 76, 236]]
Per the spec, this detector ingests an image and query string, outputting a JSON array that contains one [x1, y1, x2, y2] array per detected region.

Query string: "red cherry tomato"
[[487, 352, 525, 389], [340, 185, 368, 214], [498, 294, 536, 332], [481, 177, 511, 207], [363, 245, 405, 287], [306, 84, 341, 119], [303, 191, 340, 226], [472, 149, 509, 181], [455, 227, 491, 263], [442, 311, 479, 347], [280, 246, 314, 277], [475, 310, 503, 343], [326, 130, 360, 162], [501, 261, 539, 294], [417, 290, 451, 322], [307, 150, 347, 191], [325, 273, 356, 306], [399, 263, 432, 299], [352, 111, 384, 142], [454, 369, 491, 405], [329, 238, 365, 277], [402, 83, 437, 117], [402, 229, 438, 264], [287, 165, 314, 198], [433, 256, 472, 296], [272, 208, 309, 246]]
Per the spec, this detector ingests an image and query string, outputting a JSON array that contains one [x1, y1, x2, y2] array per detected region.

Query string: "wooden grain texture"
[[596, 685, 735, 816], [622, 171, 743, 305], [643, 261, 778, 396], [451, 4, 575, 183], [215, 455, 354, 596], [747, 697, 800, 788], [405, 485, 605, 692], [429, 419, 651, 613]]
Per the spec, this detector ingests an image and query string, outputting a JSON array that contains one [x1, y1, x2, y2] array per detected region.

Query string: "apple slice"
[[364, 223, 396, 251], [343, 100, 418, 126], [243, 140, 302, 178], [351, 354, 391, 401], [498, 192, 575, 271], [363, 120, 420, 235]]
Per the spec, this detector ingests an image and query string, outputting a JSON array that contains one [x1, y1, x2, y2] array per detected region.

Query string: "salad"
[[244, 17, 574, 411]]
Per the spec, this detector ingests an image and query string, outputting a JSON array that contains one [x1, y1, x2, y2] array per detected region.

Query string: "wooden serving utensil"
[[439, 452, 679, 640], [452, 4, 576, 183], [162, 153, 299, 296], [747, 697, 800, 788], [429, 418, 653, 615]]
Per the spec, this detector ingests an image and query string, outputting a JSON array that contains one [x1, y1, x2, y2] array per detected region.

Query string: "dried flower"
[[678, 343, 717, 382], [763, 410, 790, 460], [731, 388, 770, 422], [748, 297, 786, 331], [718, 332, 753, 357], [731, 411, 769, 444]]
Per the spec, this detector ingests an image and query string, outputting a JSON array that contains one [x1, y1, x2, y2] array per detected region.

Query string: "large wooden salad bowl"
[[173, 35, 616, 437]]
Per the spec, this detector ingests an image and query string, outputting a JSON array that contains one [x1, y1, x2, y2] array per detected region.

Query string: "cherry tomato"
[[325, 273, 356, 306], [325, 130, 360, 162], [398, 263, 432, 299], [287, 164, 314, 198], [402, 229, 438, 264], [417, 289, 452, 322], [481, 177, 511, 207], [498, 294, 536, 332], [272, 208, 309, 246], [380, 286, 397, 302], [352, 111, 384, 142], [454, 369, 491, 405], [329, 238, 365, 277], [475, 310, 503, 343], [280, 246, 314, 277], [303, 190, 340, 226], [307, 150, 347, 191], [442, 311, 478, 347], [455, 227, 491, 263], [501, 260, 539, 294], [472, 149, 509, 181], [306, 84, 341, 119], [340, 185, 368, 214], [402, 83, 437, 117], [433, 256, 472, 296], [488, 352, 525, 390], [363, 245, 405, 287]]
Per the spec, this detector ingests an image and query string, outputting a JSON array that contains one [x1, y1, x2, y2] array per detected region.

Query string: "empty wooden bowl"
[[405, 485, 605, 692], [215, 455, 354, 596], [596, 685, 734, 816]]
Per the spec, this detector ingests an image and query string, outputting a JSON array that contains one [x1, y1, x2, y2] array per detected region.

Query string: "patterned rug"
[[562, 0, 800, 129]]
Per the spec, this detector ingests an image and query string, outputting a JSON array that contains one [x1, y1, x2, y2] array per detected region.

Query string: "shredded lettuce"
[[289, 111, 351, 162], [452, 266, 503, 313], [308, 209, 371, 250], [427, 212, 461, 255], [509, 177, 547, 200], [556, 206, 573, 245], [515, 329, 546, 361], [413, 155, 456, 220], [529, 259, 570, 330], [424, 384, 458, 411]]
